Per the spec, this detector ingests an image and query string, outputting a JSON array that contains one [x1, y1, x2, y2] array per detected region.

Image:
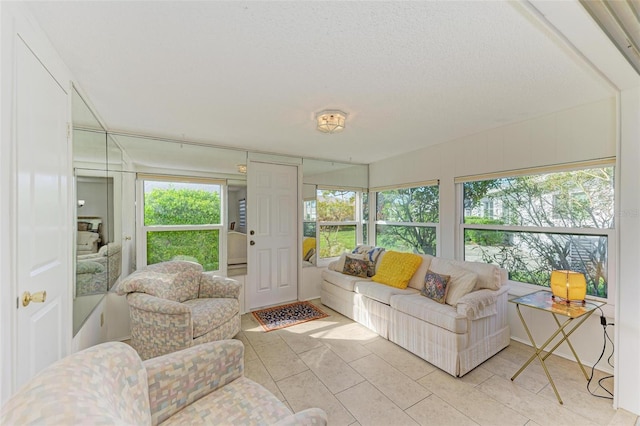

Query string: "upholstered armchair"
[[76, 242, 123, 295], [1, 340, 327, 425], [117, 261, 241, 360]]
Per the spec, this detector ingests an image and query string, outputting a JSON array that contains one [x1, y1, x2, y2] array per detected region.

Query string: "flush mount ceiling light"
[[315, 110, 347, 134], [237, 164, 247, 174]]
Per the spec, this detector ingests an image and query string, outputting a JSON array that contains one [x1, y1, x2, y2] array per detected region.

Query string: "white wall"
[[370, 97, 628, 395], [616, 87, 640, 414]]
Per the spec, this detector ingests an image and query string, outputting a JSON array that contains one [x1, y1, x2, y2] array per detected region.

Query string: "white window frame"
[[316, 187, 364, 260], [136, 175, 226, 272], [372, 182, 440, 255], [456, 160, 615, 305]]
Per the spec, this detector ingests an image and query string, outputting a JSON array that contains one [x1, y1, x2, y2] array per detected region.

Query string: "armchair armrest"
[[126, 293, 193, 360], [274, 408, 328, 425], [199, 272, 241, 299], [144, 339, 245, 426]]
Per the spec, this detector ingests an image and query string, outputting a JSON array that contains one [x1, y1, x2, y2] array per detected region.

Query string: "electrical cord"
[[584, 303, 614, 400]]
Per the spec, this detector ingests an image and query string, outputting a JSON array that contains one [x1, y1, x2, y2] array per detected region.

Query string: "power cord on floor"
[[585, 303, 614, 400]]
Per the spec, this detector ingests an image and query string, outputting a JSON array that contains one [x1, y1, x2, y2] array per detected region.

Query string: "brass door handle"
[[22, 291, 46, 307]]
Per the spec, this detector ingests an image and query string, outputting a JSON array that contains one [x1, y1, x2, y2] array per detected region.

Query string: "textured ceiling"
[[28, 1, 615, 164]]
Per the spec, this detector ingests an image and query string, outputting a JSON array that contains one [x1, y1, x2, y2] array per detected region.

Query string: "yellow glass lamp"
[[550, 270, 587, 305]]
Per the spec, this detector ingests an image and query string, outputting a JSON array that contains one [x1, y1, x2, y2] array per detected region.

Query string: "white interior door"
[[247, 161, 298, 310], [15, 37, 70, 389]]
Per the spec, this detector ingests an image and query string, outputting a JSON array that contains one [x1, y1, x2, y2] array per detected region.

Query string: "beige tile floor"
[[238, 299, 638, 426]]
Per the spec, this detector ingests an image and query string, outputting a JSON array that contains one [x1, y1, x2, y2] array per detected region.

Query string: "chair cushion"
[[354, 281, 418, 305], [117, 270, 200, 302], [390, 294, 468, 334], [184, 298, 239, 338], [322, 269, 368, 292], [160, 377, 292, 425]]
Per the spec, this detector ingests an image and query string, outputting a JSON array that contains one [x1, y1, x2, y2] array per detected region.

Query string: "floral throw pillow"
[[343, 257, 370, 278], [421, 270, 451, 304]]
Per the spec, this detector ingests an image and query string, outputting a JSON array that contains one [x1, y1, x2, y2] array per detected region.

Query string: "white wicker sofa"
[[320, 247, 510, 377]]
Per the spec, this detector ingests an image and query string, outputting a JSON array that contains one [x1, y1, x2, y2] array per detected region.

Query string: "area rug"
[[252, 301, 328, 332]]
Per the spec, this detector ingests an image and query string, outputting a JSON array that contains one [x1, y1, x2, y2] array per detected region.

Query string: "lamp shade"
[[550, 270, 587, 302]]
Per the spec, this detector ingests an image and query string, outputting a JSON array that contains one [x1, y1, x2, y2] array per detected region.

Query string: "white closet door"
[[15, 36, 71, 389]]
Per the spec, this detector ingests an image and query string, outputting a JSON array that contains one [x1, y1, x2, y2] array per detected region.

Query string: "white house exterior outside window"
[[459, 161, 614, 300]]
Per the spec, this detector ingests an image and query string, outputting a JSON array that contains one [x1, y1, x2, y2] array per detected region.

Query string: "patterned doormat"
[[252, 301, 328, 332]]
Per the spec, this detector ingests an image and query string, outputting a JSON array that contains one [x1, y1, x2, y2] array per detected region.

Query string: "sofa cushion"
[[354, 281, 419, 305], [429, 257, 478, 307], [372, 251, 423, 289], [407, 254, 434, 290], [184, 298, 239, 338], [343, 256, 369, 278], [322, 269, 368, 292], [390, 294, 468, 334], [420, 270, 450, 304]]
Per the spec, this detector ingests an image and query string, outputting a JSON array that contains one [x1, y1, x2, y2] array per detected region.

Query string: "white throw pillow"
[[429, 257, 478, 306]]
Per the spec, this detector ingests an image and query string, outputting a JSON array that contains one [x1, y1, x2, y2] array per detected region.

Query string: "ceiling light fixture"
[[237, 164, 247, 174], [316, 110, 347, 134]]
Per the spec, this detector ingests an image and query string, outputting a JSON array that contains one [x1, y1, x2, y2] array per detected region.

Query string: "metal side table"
[[509, 290, 605, 404]]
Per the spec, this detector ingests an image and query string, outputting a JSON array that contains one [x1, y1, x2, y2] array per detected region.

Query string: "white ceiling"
[[28, 1, 616, 164]]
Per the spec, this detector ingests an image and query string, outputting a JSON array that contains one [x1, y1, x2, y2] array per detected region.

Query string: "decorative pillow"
[[429, 258, 480, 306], [304, 248, 315, 262], [352, 245, 386, 263], [303, 237, 316, 259], [343, 257, 369, 278], [329, 253, 365, 272], [420, 270, 450, 304], [372, 251, 423, 289]]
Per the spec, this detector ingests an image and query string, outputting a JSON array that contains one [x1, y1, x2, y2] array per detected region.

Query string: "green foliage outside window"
[[463, 167, 614, 298], [375, 186, 439, 255], [317, 190, 356, 257], [144, 184, 221, 271]]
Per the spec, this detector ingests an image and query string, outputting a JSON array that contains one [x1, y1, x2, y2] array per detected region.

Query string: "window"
[[317, 189, 360, 258], [461, 165, 614, 299], [374, 184, 439, 255], [142, 178, 223, 271]]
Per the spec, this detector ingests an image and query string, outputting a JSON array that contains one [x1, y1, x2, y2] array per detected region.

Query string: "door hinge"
[[16, 297, 19, 309], [67, 123, 71, 140]]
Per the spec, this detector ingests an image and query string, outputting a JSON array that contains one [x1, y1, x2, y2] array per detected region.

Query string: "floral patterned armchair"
[[1, 340, 327, 425], [116, 261, 241, 360]]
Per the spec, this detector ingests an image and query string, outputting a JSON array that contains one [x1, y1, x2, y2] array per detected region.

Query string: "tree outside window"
[[317, 189, 358, 258], [375, 185, 439, 255], [462, 166, 614, 298]]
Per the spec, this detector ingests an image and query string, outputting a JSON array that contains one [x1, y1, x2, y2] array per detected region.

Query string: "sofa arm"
[[456, 289, 499, 320], [144, 340, 245, 426], [199, 272, 241, 299], [274, 408, 328, 426]]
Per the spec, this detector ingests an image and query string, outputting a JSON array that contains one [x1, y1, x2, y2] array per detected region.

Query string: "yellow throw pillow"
[[303, 237, 316, 258], [372, 251, 423, 289]]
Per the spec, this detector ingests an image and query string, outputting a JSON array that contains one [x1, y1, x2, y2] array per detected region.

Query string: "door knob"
[[250, 230, 255, 235], [250, 240, 255, 246], [22, 290, 46, 307]]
